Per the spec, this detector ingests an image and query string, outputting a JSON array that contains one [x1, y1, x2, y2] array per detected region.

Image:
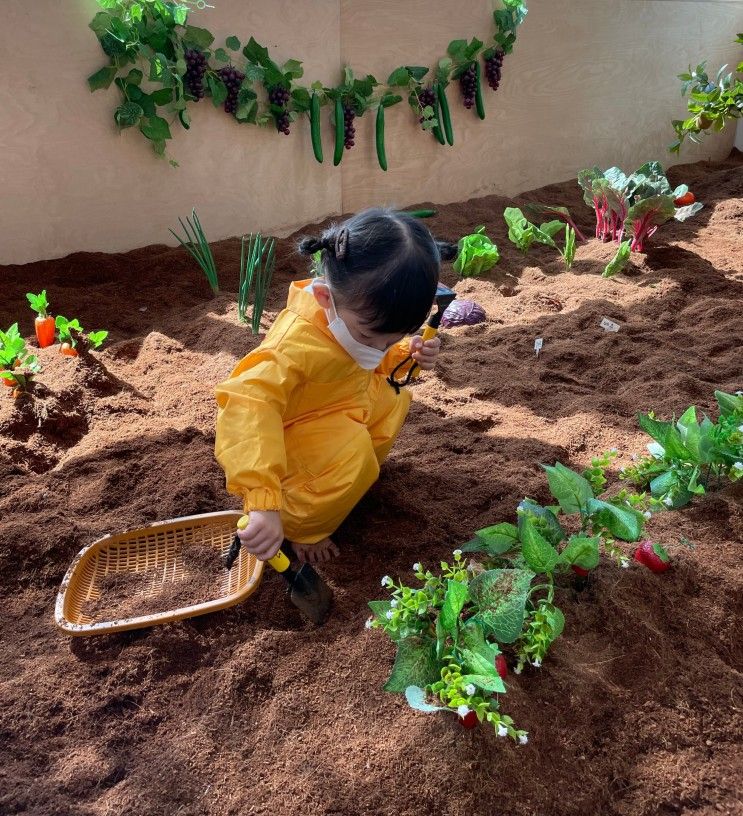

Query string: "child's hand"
[[237, 510, 284, 560], [410, 335, 441, 371]]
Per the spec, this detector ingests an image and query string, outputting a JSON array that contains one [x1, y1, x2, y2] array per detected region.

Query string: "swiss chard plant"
[[620, 391, 743, 508], [578, 162, 703, 252], [503, 207, 562, 253], [368, 453, 650, 737], [670, 37, 743, 154]]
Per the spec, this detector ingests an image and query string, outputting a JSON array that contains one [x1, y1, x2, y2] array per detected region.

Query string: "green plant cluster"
[[0, 324, 41, 392], [368, 451, 650, 738], [670, 35, 743, 153], [621, 391, 743, 508], [86, 0, 527, 165]]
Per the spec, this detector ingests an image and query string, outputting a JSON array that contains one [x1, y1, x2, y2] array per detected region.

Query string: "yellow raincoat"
[[215, 279, 415, 544]]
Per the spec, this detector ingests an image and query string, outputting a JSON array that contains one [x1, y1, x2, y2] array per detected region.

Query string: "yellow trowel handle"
[[408, 323, 439, 381], [236, 514, 290, 572]]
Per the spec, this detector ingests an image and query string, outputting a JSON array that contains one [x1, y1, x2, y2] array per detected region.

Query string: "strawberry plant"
[[620, 391, 743, 508], [368, 453, 651, 733], [577, 162, 703, 252], [55, 317, 108, 357], [26, 290, 56, 348], [670, 36, 743, 154], [633, 541, 671, 574]]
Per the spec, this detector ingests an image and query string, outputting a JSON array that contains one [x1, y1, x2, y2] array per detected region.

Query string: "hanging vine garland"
[[86, 0, 527, 168]]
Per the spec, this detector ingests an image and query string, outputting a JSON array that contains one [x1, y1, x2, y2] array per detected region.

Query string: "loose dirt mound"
[[1, 154, 741, 816]]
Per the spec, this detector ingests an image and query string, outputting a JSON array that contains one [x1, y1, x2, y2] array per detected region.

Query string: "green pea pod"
[[376, 105, 387, 171], [474, 62, 485, 120], [333, 97, 344, 166], [432, 92, 446, 145], [310, 92, 323, 163], [436, 82, 454, 146]]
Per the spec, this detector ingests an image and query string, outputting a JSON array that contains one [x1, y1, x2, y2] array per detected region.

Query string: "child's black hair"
[[298, 207, 457, 335]]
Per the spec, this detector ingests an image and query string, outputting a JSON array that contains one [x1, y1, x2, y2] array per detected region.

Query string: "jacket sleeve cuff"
[[243, 488, 282, 512]]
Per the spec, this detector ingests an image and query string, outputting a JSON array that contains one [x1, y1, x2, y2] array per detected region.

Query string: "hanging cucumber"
[[404, 209, 437, 218], [436, 82, 454, 146], [375, 105, 387, 171], [432, 91, 446, 145], [474, 62, 485, 120], [310, 92, 323, 163], [333, 97, 344, 166]]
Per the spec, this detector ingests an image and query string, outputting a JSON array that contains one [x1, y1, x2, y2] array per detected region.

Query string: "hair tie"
[[334, 227, 349, 260]]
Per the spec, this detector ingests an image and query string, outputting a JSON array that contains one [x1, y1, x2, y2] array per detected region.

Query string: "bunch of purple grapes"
[[459, 63, 478, 109], [268, 85, 291, 135], [184, 49, 207, 99], [484, 50, 505, 91], [217, 66, 245, 115], [343, 104, 355, 149], [418, 86, 436, 125]]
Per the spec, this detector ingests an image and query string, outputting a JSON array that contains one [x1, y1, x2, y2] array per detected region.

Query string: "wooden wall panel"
[[1, 0, 741, 264]]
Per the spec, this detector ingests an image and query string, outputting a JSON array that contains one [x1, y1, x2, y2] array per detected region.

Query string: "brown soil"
[[1, 153, 742, 816], [81, 543, 225, 621]]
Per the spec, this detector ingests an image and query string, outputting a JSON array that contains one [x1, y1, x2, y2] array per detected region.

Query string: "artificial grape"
[[217, 66, 245, 116], [184, 48, 208, 100], [343, 104, 355, 148], [484, 50, 505, 91]]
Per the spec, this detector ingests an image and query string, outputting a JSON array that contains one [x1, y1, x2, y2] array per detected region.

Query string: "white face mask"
[[310, 279, 386, 370]]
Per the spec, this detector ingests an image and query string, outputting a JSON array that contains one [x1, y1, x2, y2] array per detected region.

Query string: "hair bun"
[[436, 240, 458, 262], [298, 236, 325, 256]]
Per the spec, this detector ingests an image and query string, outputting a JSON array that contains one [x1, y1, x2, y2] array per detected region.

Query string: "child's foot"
[[291, 538, 340, 564]]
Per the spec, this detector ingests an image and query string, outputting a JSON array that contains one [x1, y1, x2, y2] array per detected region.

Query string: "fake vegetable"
[[0, 324, 41, 393], [452, 226, 500, 277], [503, 208, 560, 253], [603, 241, 631, 278], [310, 91, 323, 163], [441, 299, 486, 328], [26, 290, 56, 348], [169, 209, 219, 295], [633, 541, 671, 573], [495, 654, 508, 680], [55, 316, 108, 354]]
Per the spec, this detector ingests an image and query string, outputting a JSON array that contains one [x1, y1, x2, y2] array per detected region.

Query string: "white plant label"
[[600, 317, 620, 332], [534, 338, 543, 357]]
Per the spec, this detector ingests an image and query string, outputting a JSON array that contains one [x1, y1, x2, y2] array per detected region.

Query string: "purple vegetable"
[[440, 299, 486, 328]]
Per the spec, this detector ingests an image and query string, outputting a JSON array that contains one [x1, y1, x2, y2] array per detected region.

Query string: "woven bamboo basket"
[[55, 511, 263, 636]]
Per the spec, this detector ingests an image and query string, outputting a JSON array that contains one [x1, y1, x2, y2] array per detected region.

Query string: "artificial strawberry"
[[633, 540, 670, 573], [571, 564, 590, 578], [458, 709, 478, 729], [495, 654, 508, 680]]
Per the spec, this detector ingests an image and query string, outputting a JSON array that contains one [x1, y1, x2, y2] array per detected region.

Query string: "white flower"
[[413, 562, 422, 572], [365, 617, 373, 629], [738, 425, 743, 433], [518, 734, 529, 745], [620, 558, 630, 569], [513, 664, 522, 675], [457, 705, 470, 718], [663, 496, 674, 507], [643, 511, 652, 520], [390, 599, 398, 608], [532, 658, 542, 668], [497, 724, 508, 737], [465, 684, 476, 697], [732, 461, 743, 472], [453, 549, 462, 558], [609, 447, 618, 454], [385, 610, 394, 620], [381, 575, 391, 587]]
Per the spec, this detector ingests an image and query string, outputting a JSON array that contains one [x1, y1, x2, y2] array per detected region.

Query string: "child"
[[215, 208, 456, 564]]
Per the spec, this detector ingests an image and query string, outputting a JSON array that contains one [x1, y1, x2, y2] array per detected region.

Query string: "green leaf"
[[539, 220, 564, 238], [542, 462, 595, 514], [559, 535, 600, 569], [125, 68, 143, 86], [461, 522, 519, 556], [89, 11, 113, 37], [603, 240, 631, 278], [383, 637, 439, 693], [173, 6, 188, 25], [453, 227, 500, 277], [150, 87, 174, 105], [114, 101, 144, 129], [207, 74, 228, 107], [468, 568, 534, 643], [586, 499, 644, 542], [516, 500, 566, 548], [715, 391, 743, 417], [226, 35, 241, 51], [183, 25, 214, 50], [139, 115, 172, 141], [87, 331, 108, 349], [405, 685, 447, 713], [520, 517, 559, 574], [243, 36, 270, 66], [460, 618, 498, 664], [637, 414, 694, 461], [387, 67, 410, 87], [213, 47, 229, 63], [405, 66, 429, 82], [368, 600, 392, 620], [439, 580, 469, 635], [87, 65, 118, 92], [447, 39, 468, 60], [460, 673, 505, 693], [282, 58, 304, 79]]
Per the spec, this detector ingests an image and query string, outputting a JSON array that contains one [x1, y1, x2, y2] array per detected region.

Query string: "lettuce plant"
[[368, 453, 650, 736], [621, 390, 743, 508], [578, 162, 703, 251]]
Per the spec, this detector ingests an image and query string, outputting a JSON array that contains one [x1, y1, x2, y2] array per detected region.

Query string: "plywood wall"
[[1, 0, 741, 265]]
